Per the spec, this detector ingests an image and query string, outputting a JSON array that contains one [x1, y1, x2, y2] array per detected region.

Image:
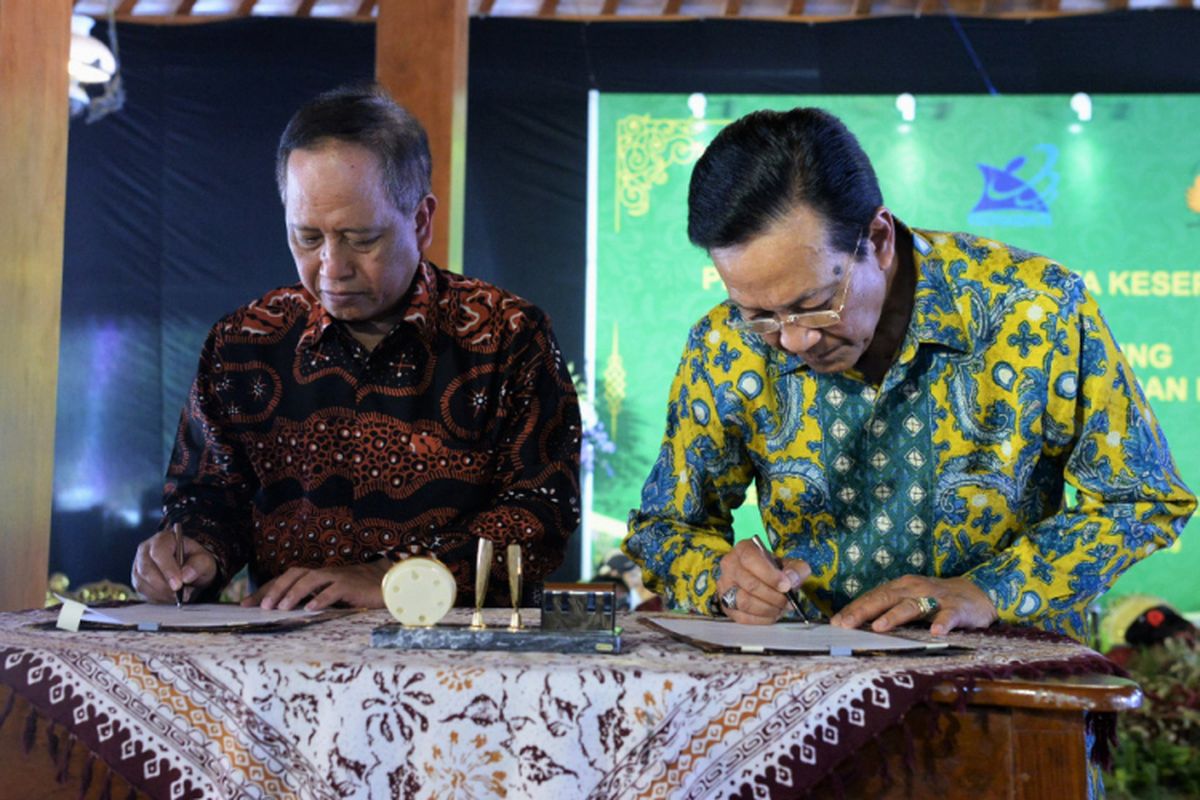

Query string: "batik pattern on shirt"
[[625, 228, 1194, 642], [818, 373, 936, 609], [164, 261, 581, 604]]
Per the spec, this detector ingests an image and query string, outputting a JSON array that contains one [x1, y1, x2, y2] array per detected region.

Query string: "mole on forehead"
[[726, 248, 851, 309]]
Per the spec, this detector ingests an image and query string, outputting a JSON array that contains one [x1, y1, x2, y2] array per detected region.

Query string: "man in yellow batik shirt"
[[623, 107, 1195, 645]]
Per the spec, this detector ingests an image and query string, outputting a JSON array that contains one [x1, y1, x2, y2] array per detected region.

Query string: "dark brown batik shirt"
[[163, 261, 581, 604]]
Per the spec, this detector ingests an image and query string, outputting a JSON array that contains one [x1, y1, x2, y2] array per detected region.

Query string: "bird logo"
[[968, 144, 1059, 228]]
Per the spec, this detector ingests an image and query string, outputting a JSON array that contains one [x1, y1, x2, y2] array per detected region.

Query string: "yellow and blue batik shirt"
[[624, 228, 1195, 643]]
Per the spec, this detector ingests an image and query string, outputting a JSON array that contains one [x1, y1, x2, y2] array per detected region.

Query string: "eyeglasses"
[[728, 232, 863, 336]]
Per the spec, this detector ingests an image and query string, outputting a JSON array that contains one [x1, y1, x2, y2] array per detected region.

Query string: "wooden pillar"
[[375, 0, 469, 273], [0, 0, 71, 610]]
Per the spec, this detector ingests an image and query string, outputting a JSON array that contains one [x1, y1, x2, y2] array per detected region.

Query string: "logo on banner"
[[968, 144, 1059, 228], [1188, 172, 1200, 223]]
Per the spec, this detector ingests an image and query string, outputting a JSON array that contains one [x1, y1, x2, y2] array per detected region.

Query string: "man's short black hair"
[[687, 108, 882, 254], [275, 83, 431, 213]]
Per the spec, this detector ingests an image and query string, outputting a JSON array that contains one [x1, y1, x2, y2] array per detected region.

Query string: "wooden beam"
[[79, 0, 1148, 21], [376, 0, 469, 272], [0, 0, 71, 610]]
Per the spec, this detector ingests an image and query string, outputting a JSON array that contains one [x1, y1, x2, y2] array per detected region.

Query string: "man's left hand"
[[241, 561, 391, 611], [829, 574, 997, 636]]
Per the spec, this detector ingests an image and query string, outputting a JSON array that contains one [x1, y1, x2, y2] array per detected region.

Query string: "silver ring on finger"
[[912, 595, 939, 619], [721, 586, 739, 611]]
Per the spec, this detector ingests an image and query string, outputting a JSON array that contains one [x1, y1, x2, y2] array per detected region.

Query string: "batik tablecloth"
[[0, 608, 1118, 799]]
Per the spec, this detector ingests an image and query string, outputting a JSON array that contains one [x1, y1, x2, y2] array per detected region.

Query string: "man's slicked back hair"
[[275, 83, 432, 213], [687, 108, 882, 254]]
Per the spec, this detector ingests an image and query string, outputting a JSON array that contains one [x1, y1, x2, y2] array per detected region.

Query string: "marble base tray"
[[371, 622, 622, 654]]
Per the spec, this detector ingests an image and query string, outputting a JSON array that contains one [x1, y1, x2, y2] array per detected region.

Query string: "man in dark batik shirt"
[[132, 84, 581, 611]]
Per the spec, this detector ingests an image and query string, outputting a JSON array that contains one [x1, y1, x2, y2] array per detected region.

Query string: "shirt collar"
[[906, 226, 972, 355], [296, 260, 440, 353]]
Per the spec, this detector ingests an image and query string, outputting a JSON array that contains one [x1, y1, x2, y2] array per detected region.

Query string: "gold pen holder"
[[371, 554, 625, 654]]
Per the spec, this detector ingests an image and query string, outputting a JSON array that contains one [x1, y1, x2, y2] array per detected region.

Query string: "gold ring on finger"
[[912, 595, 939, 619]]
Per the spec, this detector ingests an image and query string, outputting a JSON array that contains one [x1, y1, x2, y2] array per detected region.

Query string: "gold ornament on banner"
[[615, 115, 727, 231], [603, 323, 627, 443], [1187, 175, 1200, 215]]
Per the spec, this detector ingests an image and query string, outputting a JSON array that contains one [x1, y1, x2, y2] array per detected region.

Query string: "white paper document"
[[54, 595, 322, 632], [646, 616, 953, 656]]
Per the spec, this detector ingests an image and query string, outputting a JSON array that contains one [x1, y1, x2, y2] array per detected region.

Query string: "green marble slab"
[[371, 623, 622, 654]]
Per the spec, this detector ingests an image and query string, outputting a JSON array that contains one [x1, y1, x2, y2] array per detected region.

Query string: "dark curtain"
[[54, 10, 1200, 587]]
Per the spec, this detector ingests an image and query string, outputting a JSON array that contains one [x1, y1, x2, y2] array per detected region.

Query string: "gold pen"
[[471, 539, 494, 630], [173, 523, 185, 608], [749, 536, 811, 622], [506, 543, 523, 631]]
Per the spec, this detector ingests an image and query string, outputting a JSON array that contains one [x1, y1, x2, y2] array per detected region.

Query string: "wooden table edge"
[[930, 672, 1142, 712]]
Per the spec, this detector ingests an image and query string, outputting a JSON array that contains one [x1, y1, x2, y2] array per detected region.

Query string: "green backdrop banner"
[[586, 93, 1200, 612]]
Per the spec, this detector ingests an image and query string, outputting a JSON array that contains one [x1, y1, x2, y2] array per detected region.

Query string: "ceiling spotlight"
[[1070, 92, 1092, 123], [67, 10, 125, 123], [69, 15, 116, 84]]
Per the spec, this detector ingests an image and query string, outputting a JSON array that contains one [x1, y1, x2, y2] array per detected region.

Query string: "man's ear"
[[414, 194, 437, 251], [867, 205, 895, 271]]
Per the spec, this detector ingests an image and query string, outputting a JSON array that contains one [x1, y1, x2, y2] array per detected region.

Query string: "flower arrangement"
[[1097, 594, 1199, 799], [1103, 636, 1200, 799], [568, 362, 616, 477]]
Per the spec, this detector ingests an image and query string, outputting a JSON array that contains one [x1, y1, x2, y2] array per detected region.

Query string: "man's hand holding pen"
[[131, 522, 218, 605], [715, 538, 813, 625]]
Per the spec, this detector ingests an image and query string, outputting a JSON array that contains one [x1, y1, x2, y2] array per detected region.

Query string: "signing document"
[[54, 595, 327, 632], [646, 616, 958, 656]]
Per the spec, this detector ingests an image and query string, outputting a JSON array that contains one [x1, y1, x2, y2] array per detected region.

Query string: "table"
[[0, 608, 1137, 799]]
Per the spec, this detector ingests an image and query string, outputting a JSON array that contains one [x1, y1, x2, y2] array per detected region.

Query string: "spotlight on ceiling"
[[68, 12, 125, 123], [1070, 92, 1093, 123]]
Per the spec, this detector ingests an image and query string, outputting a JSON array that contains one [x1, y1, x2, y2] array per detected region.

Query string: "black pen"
[[749, 536, 812, 622]]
